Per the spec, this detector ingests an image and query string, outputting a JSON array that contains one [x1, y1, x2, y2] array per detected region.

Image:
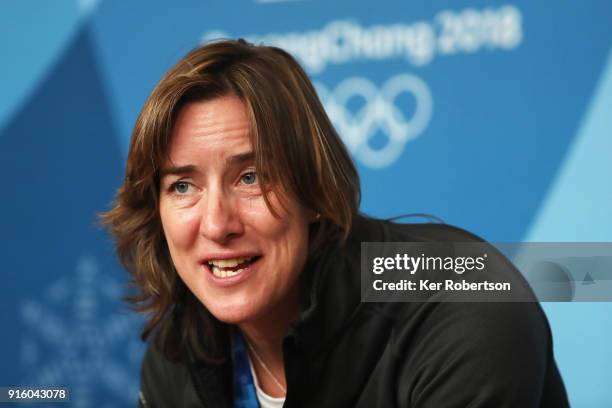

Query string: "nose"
[[199, 186, 244, 244]]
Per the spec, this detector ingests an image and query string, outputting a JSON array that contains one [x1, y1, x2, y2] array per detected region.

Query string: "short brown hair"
[[102, 39, 360, 361]]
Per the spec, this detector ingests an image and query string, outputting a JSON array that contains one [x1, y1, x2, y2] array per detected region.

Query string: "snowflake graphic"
[[20, 254, 145, 408]]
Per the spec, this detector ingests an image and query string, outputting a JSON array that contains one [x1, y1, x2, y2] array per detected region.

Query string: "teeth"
[[211, 266, 245, 278], [208, 257, 252, 268]]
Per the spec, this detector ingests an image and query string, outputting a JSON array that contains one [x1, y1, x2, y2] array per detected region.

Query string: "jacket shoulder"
[[351, 214, 487, 243], [392, 299, 568, 407], [385, 219, 486, 242]]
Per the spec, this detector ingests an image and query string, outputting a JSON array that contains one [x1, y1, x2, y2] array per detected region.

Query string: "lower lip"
[[203, 258, 260, 287]]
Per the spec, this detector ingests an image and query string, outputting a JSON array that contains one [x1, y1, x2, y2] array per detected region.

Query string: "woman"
[[103, 39, 569, 407]]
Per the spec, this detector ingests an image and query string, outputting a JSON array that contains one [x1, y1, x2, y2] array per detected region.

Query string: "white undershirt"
[[247, 355, 286, 408]]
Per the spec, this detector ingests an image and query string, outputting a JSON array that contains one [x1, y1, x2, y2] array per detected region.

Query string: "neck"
[[237, 289, 301, 397], [239, 283, 301, 351], [239, 296, 300, 359]]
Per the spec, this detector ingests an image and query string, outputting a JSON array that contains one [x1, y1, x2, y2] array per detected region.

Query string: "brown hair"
[[102, 39, 360, 362]]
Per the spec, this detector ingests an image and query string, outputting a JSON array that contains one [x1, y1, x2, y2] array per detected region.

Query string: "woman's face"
[[159, 95, 313, 325]]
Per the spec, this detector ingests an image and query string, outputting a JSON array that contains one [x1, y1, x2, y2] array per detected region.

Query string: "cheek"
[[159, 202, 201, 249], [241, 198, 291, 238], [246, 204, 311, 264], [239, 195, 270, 219]]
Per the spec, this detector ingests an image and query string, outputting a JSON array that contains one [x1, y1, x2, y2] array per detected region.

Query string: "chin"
[[204, 300, 260, 325]]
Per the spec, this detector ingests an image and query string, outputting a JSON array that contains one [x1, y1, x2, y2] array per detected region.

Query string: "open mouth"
[[205, 256, 261, 279]]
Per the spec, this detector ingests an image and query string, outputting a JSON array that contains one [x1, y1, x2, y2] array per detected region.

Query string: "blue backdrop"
[[1, 1, 611, 406]]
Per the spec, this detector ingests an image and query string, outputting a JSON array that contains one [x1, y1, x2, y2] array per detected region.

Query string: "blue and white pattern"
[[19, 255, 144, 408], [232, 330, 259, 408]]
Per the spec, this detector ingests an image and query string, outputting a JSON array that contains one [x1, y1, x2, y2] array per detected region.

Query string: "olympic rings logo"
[[314, 74, 433, 169]]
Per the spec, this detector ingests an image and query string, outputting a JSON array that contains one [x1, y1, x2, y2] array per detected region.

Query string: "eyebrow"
[[226, 151, 254, 166], [159, 152, 255, 178], [159, 164, 198, 178]]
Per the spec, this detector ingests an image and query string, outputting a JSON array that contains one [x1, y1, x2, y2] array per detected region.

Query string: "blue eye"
[[241, 172, 257, 185], [173, 181, 190, 194]]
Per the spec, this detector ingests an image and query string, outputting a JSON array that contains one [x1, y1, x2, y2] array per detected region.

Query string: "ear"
[[306, 209, 320, 224]]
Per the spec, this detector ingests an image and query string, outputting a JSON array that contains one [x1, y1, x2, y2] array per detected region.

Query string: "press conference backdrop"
[[1, 1, 610, 406]]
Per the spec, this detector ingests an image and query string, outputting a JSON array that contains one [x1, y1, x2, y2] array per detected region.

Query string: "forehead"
[[166, 95, 252, 162]]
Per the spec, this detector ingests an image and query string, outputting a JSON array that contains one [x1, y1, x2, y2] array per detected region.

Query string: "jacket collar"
[[289, 215, 387, 356]]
